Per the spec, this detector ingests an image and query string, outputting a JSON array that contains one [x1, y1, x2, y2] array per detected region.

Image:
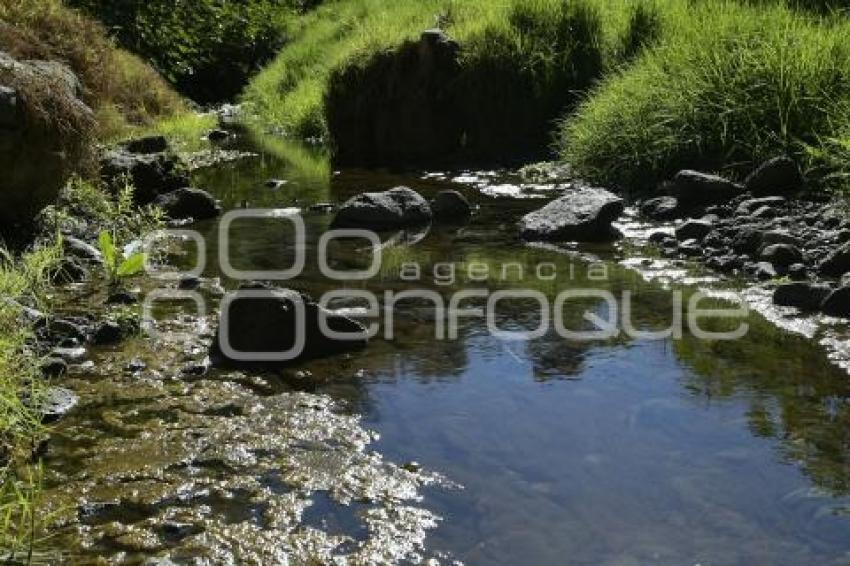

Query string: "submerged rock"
[[39, 386, 78, 423], [153, 187, 221, 221], [673, 170, 741, 207], [518, 186, 624, 242], [92, 321, 123, 345], [210, 283, 368, 367], [332, 186, 432, 229], [745, 156, 803, 195]]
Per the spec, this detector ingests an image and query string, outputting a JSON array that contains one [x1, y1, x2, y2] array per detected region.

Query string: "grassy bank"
[[244, 0, 850, 185], [559, 0, 850, 189], [0, 0, 186, 139], [242, 0, 649, 158]]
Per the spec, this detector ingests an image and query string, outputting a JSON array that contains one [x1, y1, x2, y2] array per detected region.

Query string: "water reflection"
[[51, 128, 850, 563], [192, 129, 850, 563]]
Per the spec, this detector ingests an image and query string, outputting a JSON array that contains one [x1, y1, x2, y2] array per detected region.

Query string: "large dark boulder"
[[210, 283, 368, 367], [773, 282, 831, 311], [818, 242, 850, 278], [120, 135, 168, 154], [640, 196, 679, 220], [821, 287, 850, 318], [745, 156, 803, 195], [673, 170, 741, 207], [759, 244, 803, 273], [519, 187, 624, 242], [327, 29, 462, 166], [153, 188, 221, 221], [332, 187, 432, 229], [0, 52, 94, 231], [675, 219, 713, 242], [100, 149, 190, 205]]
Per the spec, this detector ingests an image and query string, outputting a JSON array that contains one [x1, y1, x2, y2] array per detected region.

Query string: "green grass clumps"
[[559, 0, 850, 189], [243, 0, 644, 154]]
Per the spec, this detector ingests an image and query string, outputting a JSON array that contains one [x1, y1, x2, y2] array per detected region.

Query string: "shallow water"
[[42, 130, 850, 564]]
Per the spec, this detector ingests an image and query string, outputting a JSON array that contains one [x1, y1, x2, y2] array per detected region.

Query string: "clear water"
[[44, 129, 850, 564]]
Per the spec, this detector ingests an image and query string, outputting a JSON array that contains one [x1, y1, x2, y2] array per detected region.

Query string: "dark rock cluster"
[[638, 156, 850, 318]]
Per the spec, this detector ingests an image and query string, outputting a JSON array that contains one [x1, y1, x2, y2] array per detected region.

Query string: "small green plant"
[[98, 231, 146, 286]]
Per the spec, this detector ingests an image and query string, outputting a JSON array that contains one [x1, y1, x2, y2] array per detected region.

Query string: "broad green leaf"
[[98, 231, 116, 270], [117, 253, 146, 277]]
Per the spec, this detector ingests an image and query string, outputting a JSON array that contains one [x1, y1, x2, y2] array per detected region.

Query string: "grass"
[[0, 0, 186, 139], [0, 241, 60, 558], [0, 177, 162, 556], [242, 0, 648, 150], [559, 0, 850, 190], [244, 0, 850, 185]]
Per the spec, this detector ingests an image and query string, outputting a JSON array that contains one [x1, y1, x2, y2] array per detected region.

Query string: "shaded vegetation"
[[67, 0, 304, 103]]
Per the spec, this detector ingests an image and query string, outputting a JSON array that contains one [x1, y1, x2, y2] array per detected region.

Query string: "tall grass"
[[0, 0, 186, 138], [243, 0, 643, 145], [559, 0, 850, 189], [0, 240, 61, 558]]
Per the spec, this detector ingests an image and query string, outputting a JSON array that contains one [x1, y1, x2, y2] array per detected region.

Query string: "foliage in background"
[[66, 0, 304, 103], [0, 0, 186, 138], [559, 0, 850, 189]]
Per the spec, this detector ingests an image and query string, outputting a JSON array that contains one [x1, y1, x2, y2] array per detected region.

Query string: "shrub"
[[559, 1, 850, 189], [67, 0, 300, 103]]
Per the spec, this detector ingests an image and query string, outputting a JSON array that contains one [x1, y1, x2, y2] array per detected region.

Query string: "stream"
[[40, 130, 850, 565]]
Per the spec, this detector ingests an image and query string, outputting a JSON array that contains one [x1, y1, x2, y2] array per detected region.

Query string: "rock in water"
[[332, 187, 432, 229], [431, 190, 472, 221], [673, 170, 741, 207], [759, 244, 803, 273], [39, 387, 78, 423], [745, 156, 803, 195], [518, 187, 624, 242], [210, 283, 368, 367], [821, 287, 850, 318], [640, 196, 679, 220], [675, 219, 713, 242], [154, 188, 221, 220], [773, 282, 831, 311], [100, 149, 190, 205], [819, 241, 850, 278]]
